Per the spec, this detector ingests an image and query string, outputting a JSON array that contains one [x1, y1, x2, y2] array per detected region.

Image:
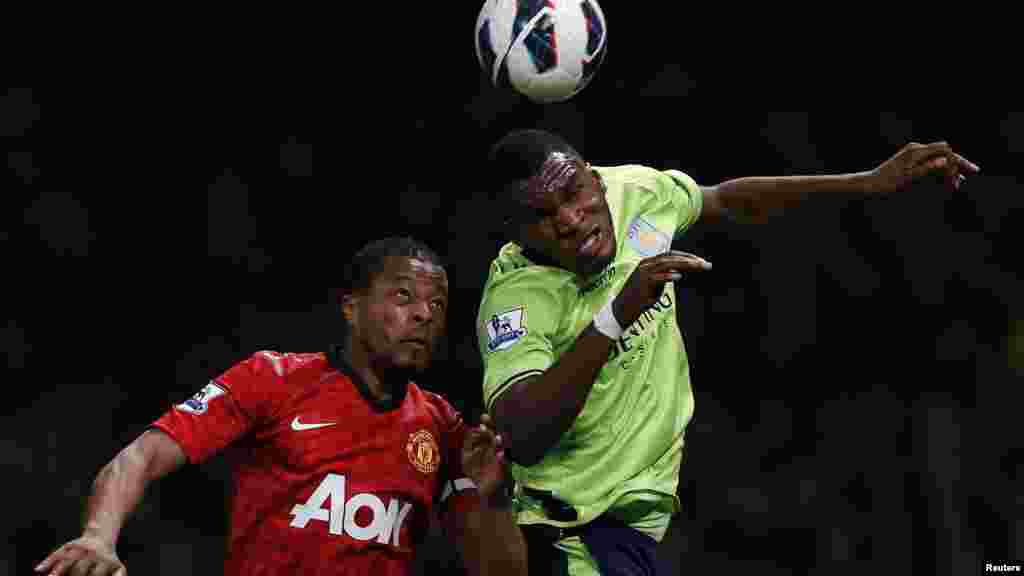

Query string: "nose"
[[411, 300, 433, 324]]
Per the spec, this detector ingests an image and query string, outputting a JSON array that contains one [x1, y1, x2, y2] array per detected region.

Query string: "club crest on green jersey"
[[485, 306, 527, 353], [627, 216, 670, 257]]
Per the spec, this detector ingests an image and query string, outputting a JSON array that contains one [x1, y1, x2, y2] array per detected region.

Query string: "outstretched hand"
[[869, 141, 979, 194], [461, 413, 511, 502], [613, 250, 711, 329], [36, 535, 126, 576]]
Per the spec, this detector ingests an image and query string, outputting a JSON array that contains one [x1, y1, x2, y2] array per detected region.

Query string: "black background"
[[5, 5, 1022, 575]]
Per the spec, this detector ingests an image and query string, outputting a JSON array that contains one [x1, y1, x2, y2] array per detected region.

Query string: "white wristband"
[[593, 299, 624, 340]]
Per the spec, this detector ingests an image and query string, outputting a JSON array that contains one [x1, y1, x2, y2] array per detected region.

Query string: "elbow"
[[504, 441, 544, 468], [494, 419, 540, 467], [92, 459, 116, 491], [492, 400, 545, 468], [493, 378, 561, 467], [91, 450, 137, 496], [101, 437, 157, 487], [500, 421, 551, 467]]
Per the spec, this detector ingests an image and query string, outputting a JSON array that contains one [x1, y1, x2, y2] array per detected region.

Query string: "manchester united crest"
[[406, 429, 440, 475]]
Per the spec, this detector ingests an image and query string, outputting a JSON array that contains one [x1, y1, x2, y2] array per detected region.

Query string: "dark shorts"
[[522, 514, 660, 576]]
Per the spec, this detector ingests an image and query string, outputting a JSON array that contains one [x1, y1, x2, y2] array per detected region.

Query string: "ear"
[[341, 293, 358, 328], [590, 165, 606, 193]]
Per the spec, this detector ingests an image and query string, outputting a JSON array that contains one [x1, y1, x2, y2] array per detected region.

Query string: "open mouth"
[[578, 226, 602, 258]]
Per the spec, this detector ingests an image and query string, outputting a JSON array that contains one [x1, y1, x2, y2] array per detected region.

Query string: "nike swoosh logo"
[[291, 417, 338, 431]]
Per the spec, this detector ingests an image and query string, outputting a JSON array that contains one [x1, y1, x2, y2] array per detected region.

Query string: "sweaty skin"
[[525, 151, 580, 208], [406, 258, 448, 362], [408, 259, 447, 284]]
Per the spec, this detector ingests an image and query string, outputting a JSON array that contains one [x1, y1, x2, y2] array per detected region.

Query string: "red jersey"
[[151, 347, 477, 576]]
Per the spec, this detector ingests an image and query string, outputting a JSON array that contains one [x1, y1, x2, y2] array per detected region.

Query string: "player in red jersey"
[[37, 237, 527, 576]]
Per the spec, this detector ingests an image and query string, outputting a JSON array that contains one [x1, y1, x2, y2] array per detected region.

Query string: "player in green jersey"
[[475, 129, 978, 575]]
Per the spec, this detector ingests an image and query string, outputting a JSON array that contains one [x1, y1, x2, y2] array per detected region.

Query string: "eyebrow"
[[391, 273, 448, 293]]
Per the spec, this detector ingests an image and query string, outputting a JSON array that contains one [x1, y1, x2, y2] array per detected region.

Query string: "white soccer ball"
[[475, 0, 608, 104]]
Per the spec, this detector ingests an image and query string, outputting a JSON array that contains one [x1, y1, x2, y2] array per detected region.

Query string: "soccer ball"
[[475, 0, 608, 104]]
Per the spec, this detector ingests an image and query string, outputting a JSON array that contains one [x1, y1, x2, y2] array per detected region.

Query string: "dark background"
[[4, 7, 1022, 575]]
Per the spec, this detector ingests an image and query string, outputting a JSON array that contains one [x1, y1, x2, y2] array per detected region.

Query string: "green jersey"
[[476, 164, 703, 535]]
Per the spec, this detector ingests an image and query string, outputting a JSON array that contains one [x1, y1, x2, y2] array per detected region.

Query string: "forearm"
[[715, 172, 873, 223], [497, 324, 613, 466], [82, 442, 158, 546], [456, 499, 527, 576]]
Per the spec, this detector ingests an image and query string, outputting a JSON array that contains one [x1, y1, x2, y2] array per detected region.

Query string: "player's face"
[[355, 256, 448, 374], [513, 153, 616, 278]]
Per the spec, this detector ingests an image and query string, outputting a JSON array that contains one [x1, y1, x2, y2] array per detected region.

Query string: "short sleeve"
[[150, 351, 287, 464], [477, 274, 563, 413], [661, 169, 703, 236]]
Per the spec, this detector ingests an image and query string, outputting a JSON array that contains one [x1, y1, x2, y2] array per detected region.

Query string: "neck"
[[518, 243, 561, 269], [343, 337, 409, 405], [519, 242, 606, 282]]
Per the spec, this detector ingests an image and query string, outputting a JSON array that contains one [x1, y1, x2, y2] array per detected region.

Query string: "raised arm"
[[449, 414, 527, 575], [36, 429, 187, 576], [698, 141, 979, 225], [492, 251, 712, 466], [492, 323, 613, 467]]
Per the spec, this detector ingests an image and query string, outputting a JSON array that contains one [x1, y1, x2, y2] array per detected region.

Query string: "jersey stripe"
[[486, 369, 544, 412]]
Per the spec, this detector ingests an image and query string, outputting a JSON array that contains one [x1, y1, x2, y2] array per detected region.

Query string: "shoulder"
[[409, 384, 464, 432], [597, 165, 703, 235], [481, 244, 573, 304], [219, 350, 328, 402], [596, 164, 696, 199], [241, 350, 326, 380], [477, 268, 570, 340], [596, 164, 682, 201], [593, 164, 663, 186]]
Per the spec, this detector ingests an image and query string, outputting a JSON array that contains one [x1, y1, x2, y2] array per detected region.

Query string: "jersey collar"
[[518, 244, 561, 269], [326, 344, 407, 412]]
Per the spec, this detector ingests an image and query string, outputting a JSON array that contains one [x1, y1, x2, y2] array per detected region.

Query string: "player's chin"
[[575, 237, 614, 277], [392, 350, 432, 374], [577, 252, 612, 278]]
